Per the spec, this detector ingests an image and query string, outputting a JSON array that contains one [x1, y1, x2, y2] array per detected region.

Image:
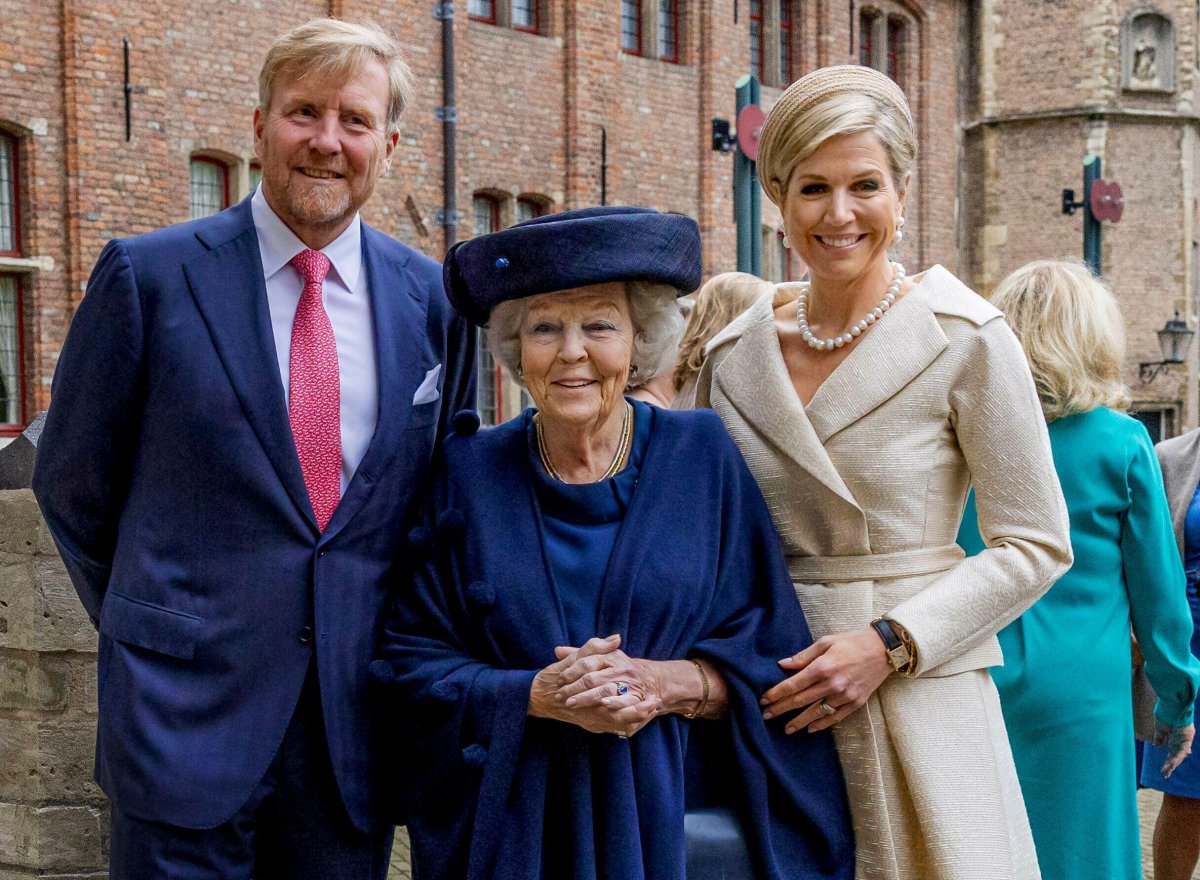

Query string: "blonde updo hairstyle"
[[990, 259, 1131, 422], [757, 65, 917, 208]]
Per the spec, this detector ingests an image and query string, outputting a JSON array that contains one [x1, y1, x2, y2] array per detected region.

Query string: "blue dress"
[[379, 400, 855, 880], [958, 408, 1200, 880], [1142, 479, 1200, 797]]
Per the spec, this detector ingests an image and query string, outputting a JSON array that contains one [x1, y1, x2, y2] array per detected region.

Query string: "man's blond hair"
[[259, 18, 415, 134]]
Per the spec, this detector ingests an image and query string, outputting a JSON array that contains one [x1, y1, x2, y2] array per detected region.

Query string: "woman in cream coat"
[[698, 66, 1072, 879]]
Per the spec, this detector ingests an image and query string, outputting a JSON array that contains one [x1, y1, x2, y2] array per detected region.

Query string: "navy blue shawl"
[[378, 406, 853, 879]]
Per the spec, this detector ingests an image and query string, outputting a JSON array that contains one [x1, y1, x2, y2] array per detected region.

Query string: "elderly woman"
[[697, 66, 1072, 879], [957, 259, 1200, 880], [377, 206, 853, 880]]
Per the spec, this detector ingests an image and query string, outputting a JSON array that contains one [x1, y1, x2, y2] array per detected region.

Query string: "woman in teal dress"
[[957, 259, 1200, 880]]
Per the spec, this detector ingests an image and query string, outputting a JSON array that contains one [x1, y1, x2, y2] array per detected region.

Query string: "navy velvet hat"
[[443, 206, 702, 326]]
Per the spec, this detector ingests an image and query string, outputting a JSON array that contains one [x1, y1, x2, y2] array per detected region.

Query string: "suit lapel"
[[712, 297, 861, 511], [184, 211, 315, 528], [323, 228, 426, 540], [804, 282, 948, 443]]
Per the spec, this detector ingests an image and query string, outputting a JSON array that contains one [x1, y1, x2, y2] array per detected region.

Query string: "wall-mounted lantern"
[[1139, 311, 1195, 383]]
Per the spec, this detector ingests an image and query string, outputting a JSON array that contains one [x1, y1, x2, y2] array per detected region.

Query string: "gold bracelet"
[[683, 659, 709, 719]]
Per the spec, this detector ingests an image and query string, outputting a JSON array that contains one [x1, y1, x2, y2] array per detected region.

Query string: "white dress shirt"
[[251, 186, 378, 494]]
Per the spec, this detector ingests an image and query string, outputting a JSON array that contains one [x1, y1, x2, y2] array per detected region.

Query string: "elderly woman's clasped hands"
[[528, 634, 726, 737]]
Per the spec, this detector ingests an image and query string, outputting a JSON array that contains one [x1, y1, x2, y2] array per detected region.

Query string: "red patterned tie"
[[288, 249, 340, 531]]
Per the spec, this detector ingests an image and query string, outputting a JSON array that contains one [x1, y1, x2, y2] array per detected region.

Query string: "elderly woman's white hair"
[[487, 281, 685, 388]]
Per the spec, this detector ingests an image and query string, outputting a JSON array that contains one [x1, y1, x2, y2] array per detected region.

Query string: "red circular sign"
[[736, 104, 766, 161], [1090, 179, 1125, 223]]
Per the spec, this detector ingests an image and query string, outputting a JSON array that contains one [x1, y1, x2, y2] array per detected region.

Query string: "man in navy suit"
[[32, 18, 474, 879]]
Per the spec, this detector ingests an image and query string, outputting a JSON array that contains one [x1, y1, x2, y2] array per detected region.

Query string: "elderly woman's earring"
[[629, 365, 640, 377], [894, 216, 906, 245]]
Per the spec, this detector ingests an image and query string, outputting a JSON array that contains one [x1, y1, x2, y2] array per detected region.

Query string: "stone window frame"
[[189, 155, 231, 220], [752, 1, 800, 88], [1121, 8, 1176, 94], [857, 3, 913, 90]]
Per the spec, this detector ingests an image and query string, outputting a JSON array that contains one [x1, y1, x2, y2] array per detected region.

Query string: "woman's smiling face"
[[782, 129, 907, 287], [519, 283, 634, 429]]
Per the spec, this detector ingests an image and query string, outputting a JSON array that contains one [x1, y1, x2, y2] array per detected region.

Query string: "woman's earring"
[[782, 232, 791, 249], [894, 215, 906, 245], [516, 364, 523, 379], [629, 364, 640, 377]]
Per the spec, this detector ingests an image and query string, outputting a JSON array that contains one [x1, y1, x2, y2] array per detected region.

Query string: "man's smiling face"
[[253, 58, 398, 249]]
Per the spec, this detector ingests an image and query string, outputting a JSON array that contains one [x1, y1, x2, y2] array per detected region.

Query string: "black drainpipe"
[[437, 2, 458, 254]]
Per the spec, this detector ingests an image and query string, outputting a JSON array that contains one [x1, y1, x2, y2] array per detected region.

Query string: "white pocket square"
[[413, 364, 442, 405]]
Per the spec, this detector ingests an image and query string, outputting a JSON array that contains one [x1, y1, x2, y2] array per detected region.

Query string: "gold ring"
[[819, 700, 836, 716]]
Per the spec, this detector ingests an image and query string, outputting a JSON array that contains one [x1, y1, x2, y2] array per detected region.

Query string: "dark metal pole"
[[123, 38, 132, 142], [1083, 154, 1101, 275], [600, 126, 607, 206], [439, 2, 458, 253], [734, 74, 762, 275]]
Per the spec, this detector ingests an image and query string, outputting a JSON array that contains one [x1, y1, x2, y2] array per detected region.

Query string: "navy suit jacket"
[[32, 198, 475, 832]]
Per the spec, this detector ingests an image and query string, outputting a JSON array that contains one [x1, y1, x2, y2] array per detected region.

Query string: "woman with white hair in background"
[[958, 259, 1199, 880], [377, 206, 854, 880], [698, 65, 1072, 879]]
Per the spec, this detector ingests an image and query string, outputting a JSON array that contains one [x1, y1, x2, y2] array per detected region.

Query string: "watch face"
[[888, 645, 911, 670]]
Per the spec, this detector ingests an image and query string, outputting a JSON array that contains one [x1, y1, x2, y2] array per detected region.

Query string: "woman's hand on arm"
[[760, 628, 892, 734]]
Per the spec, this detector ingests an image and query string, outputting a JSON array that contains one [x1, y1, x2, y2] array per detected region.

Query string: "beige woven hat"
[[757, 65, 914, 205]]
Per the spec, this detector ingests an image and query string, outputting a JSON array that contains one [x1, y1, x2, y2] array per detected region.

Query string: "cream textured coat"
[[698, 266, 1072, 880]]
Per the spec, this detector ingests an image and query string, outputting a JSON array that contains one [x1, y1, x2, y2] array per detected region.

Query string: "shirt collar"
[[251, 185, 362, 292]]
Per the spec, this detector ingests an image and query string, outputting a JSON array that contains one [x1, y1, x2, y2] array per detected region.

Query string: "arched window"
[[189, 157, 229, 220], [515, 196, 548, 225], [859, 10, 877, 67], [779, 2, 793, 83], [859, 8, 907, 86]]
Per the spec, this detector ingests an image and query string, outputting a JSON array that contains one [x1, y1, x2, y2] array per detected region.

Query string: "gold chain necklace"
[[535, 402, 633, 483]]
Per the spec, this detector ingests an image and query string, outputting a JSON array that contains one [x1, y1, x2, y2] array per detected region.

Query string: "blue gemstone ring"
[[616, 682, 629, 696]]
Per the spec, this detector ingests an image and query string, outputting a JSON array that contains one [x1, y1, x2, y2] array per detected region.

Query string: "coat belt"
[[786, 545, 965, 584]]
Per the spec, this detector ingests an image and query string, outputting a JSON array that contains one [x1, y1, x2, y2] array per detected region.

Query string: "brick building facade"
[[0, 0, 1196, 431]]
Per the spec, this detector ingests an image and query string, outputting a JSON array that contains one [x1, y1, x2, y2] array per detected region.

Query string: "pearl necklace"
[[796, 261, 906, 351], [535, 402, 633, 483]]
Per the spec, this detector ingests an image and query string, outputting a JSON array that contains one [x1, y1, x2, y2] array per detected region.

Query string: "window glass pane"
[[468, 0, 494, 19], [0, 276, 21, 424], [780, 3, 792, 82], [517, 200, 538, 224], [476, 339, 498, 426], [750, 0, 762, 79], [249, 164, 262, 192], [622, 0, 640, 51], [887, 18, 902, 81], [513, 0, 535, 28], [0, 137, 14, 253], [473, 196, 498, 236], [189, 160, 226, 220], [658, 0, 676, 59], [859, 13, 873, 67]]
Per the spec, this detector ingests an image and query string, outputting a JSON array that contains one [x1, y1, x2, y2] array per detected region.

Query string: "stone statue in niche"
[[1133, 33, 1158, 85], [1122, 10, 1175, 93]]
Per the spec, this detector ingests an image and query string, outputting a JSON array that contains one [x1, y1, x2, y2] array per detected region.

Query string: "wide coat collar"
[[708, 266, 984, 512], [182, 198, 427, 540]]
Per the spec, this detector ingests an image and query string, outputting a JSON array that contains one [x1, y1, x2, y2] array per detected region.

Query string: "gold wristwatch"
[[870, 617, 915, 675]]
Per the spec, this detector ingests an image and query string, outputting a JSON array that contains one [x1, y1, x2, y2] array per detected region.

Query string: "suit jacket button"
[[298, 626, 314, 644]]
